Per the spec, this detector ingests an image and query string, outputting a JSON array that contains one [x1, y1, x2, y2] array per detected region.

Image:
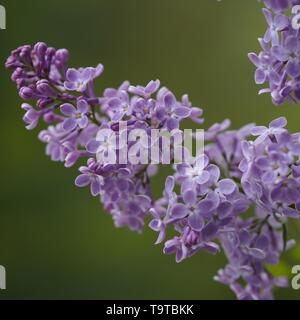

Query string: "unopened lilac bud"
[[45, 47, 56, 61], [5, 56, 16, 69], [16, 79, 26, 89], [19, 87, 35, 100], [19, 46, 32, 60], [43, 111, 63, 123], [37, 97, 54, 108], [36, 79, 50, 94], [36, 79, 57, 97], [34, 42, 47, 57], [56, 49, 69, 63], [11, 68, 23, 81], [88, 97, 100, 105]]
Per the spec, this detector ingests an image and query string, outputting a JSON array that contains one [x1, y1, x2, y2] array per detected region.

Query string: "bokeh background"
[[1, 0, 300, 300]]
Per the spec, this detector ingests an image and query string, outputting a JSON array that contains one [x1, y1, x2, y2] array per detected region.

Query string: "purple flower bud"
[[19, 87, 35, 100]]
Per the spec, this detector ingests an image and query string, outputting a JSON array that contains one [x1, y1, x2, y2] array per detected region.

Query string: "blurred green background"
[[1, 0, 300, 300]]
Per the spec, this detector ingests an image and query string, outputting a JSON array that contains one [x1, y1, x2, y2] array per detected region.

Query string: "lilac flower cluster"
[[249, 0, 300, 104], [6, 42, 300, 300]]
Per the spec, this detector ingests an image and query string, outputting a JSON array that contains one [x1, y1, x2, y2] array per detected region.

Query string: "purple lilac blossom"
[[6, 42, 300, 300], [249, 0, 300, 104]]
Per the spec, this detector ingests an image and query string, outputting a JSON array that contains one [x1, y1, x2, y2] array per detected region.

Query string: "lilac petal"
[[90, 179, 101, 196], [164, 92, 176, 108], [183, 189, 197, 205], [64, 81, 77, 91], [271, 45, 289, 61], [197, 199, 215, 215], [262, 8, 273, 26], [251, 126, 267, 136], [112, 111, 125, 122], [165, 176, 175, 194], [285, 36, 300, 53], [149, 219, 161, 232], [248, 247, 266, 259], [278, 131, 291, 144], [75, 174, 91, 187], [239, 159, 248, 172], [63, 118, 77, 132], [170, 203, 188, 219], [259, 88, 271, 95], [117, 178, 128, 191], [65, 151, 79, 168], [206, 191, 220, 208], [145, 79, 160, 95], [217, 201, 232, 219], [262, 171, 276, 184], [290, 143, 300, 155], [77, 99, 89, 113], [269, 70, 280, 84], [255, 235, 269, 251], [177, 163, 189, 176], [166, 118, 179, 130], [81, 68, 92, 81], [136, 195, 151, 210], [174, 106, 191, 118], [283, 207, 300, 219], [264, 28, 272, 43], [274, 14, 289, 30], [255, 157, 271, 170], [248, 53, 260, 67], [155, 106, 166, 120], [271, 185, 283, 202], [201, 242, 220, 255], [126, 201, 141, 213], [155, 229, 166, 245], [60, 103, 76, 116], [286, 60, 300, 78], [218, 179, 236, 195], [24, 108, 38, 122], [86, 140, 101, 153], [269, 117, 287, 129], [21, 103, 32, 111], [255, 69, 266, 84], [128, 86, 144, 96], [202, 222, 218, 240], [176, 244, 188, 263], [77, 115, 89, 129], [188, 213, 204, 232], [196, 170, 210, 184], [195, 154, 209, 169], [24, 118, 38, 130], [239, 229, 251, 245], [94, 64, 104, 77], [207, 165, 220, 184], [66, 68, 80, 81], [108, 97, 122, 109], [164, 239, 178, 255]]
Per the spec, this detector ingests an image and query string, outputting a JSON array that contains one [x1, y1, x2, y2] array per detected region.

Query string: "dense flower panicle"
[[249, 0, 300, 104], [240, 117, 300, 220], [5, 42, 203, 232], [215, 220, 290, 300], [6, 41, 300, 300]]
